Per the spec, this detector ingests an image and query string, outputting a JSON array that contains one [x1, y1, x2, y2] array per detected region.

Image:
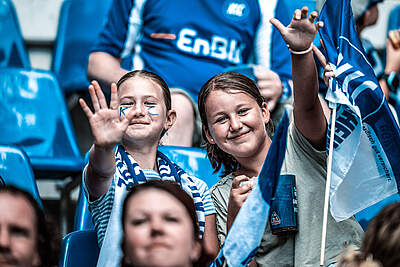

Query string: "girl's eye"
[[130, 218, 147, 226], [121, 102, 134, 106], [238, 108, 249, 115], [215, 116, 228, 124], [164, 216, 179, 223], [144, 102, 157, 106]]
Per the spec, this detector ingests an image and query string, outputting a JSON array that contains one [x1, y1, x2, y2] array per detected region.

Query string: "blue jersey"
[[93, 0, 292, 100]]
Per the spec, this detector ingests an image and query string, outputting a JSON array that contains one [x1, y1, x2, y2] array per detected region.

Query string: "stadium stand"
[[51, 0, 113, 93], [0, 68, 84, 234], [0, 0, 30, 68]]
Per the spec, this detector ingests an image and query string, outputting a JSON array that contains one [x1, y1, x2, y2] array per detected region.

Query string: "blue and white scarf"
[[115, 145, 206, 236]]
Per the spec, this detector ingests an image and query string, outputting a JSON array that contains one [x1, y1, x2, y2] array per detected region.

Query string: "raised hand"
[[270, 6, 323, 52], [79, 81, 135, 149]]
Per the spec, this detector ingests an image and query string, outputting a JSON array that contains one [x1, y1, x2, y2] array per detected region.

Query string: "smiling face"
[[118, 77, 175, 143], [123, 189, 201, 267], [0, 193, 40, 267], [204, 89, 270, 161]]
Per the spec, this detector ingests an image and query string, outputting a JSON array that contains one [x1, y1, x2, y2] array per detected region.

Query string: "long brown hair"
[[198, 72, 273, 176]]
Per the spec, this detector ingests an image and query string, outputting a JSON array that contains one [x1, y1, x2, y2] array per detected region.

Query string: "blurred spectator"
[[337, 202, 400, 267], [0, 186, 59, 267], [87, 0, 293, 146], [120, 180, 206, 267]]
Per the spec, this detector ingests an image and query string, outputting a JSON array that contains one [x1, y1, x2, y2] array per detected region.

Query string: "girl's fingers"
[[92, 80, 108, 109], [316, 21, 324, 31], [325, 71, 335, 79], [320, 38, 327, 52], [88, 84, 100, 112], [309, 11, 318, 23], [312, 45, 328, 68], [294, 9, 302, 20], [109, 83, 119, 110], [269, 18, 286, 36], [301, 6, 308, 19], [79, 98, 93, 120]]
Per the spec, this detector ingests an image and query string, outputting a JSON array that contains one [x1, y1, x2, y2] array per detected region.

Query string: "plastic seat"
[[387, 5, 400, 32], [0, 0, 30, 68], [355, 194, 400, 230], [58, 230, 99, 267], [0, 68, 84, 234], [0, 68, 84, 177], [51, 0, 113, 93], [0, 145, 43, 208], [74, 146, 222, 231]]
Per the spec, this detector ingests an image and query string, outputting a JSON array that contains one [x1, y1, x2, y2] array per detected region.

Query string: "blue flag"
[[211, 112, 289, 267], [319, 0, 400, 221]]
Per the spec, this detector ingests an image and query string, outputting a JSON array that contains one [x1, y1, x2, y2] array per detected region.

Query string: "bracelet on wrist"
[[287, 44, 313, 55]]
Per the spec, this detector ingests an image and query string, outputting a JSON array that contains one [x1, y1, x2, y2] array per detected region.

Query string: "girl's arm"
[[203, 214, 220, 263], [271, 7, 327, 150]]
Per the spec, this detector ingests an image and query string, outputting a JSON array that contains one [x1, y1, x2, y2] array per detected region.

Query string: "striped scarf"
[[115, 145, 206, 237]]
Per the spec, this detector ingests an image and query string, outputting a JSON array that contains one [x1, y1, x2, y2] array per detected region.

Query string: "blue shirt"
[[92, 0, 292, 100]]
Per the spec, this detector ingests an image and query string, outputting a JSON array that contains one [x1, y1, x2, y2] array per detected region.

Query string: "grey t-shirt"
[[211, 123, 364, 267]]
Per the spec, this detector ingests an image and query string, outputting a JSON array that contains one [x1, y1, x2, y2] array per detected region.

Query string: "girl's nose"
[[229, 114, 243, 131]]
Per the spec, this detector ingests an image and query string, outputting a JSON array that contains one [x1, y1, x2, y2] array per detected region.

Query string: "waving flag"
[[319, 0, 400, 221], [211, 112, 289, 267]]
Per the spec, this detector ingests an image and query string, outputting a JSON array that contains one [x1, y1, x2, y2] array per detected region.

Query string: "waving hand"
[[79, 81, 135, 149]]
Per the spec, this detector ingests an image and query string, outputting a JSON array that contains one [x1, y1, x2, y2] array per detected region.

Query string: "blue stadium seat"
[[58, 230, 99, 267], [51, 0, 113, 92], [0, 68, 84, 233], [355, 193, 400, 230], [0, 145, 43, 208], [158, 146, 222, 189], [0, 0, 30, 68], [0, 68, 84, 177], [387, 5, 400, 32], [74, 146, 222, 231]]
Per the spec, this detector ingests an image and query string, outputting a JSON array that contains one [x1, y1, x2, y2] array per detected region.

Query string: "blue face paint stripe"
[[146, 105, 159, 116], [120, 107, 129, 116]]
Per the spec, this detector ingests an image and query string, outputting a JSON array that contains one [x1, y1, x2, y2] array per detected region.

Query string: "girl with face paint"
[[79, 70, 218, 267]]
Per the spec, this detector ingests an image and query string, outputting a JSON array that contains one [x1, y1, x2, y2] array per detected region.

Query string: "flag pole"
[[320, 105, 337, 266]]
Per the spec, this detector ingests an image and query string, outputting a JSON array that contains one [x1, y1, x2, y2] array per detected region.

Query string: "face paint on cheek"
[[146, 105, 159, 116], [120, 107, 130, 117]]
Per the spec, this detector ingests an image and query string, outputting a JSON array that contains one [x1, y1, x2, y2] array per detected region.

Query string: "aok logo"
[[227, 2, 245, 17], [176, 28, 245, 64], [223, 0, 249, 21]]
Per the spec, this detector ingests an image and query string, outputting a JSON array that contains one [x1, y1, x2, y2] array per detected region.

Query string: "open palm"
[[79, 81, 134, 148], [270, 7, 323, 52]]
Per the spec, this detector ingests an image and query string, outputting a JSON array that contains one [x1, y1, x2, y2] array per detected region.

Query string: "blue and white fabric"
[[319, 0, 400, 221], [92, 0, 292, 101], [115, 144, 206, 235], [211, 112, 289, 267]]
